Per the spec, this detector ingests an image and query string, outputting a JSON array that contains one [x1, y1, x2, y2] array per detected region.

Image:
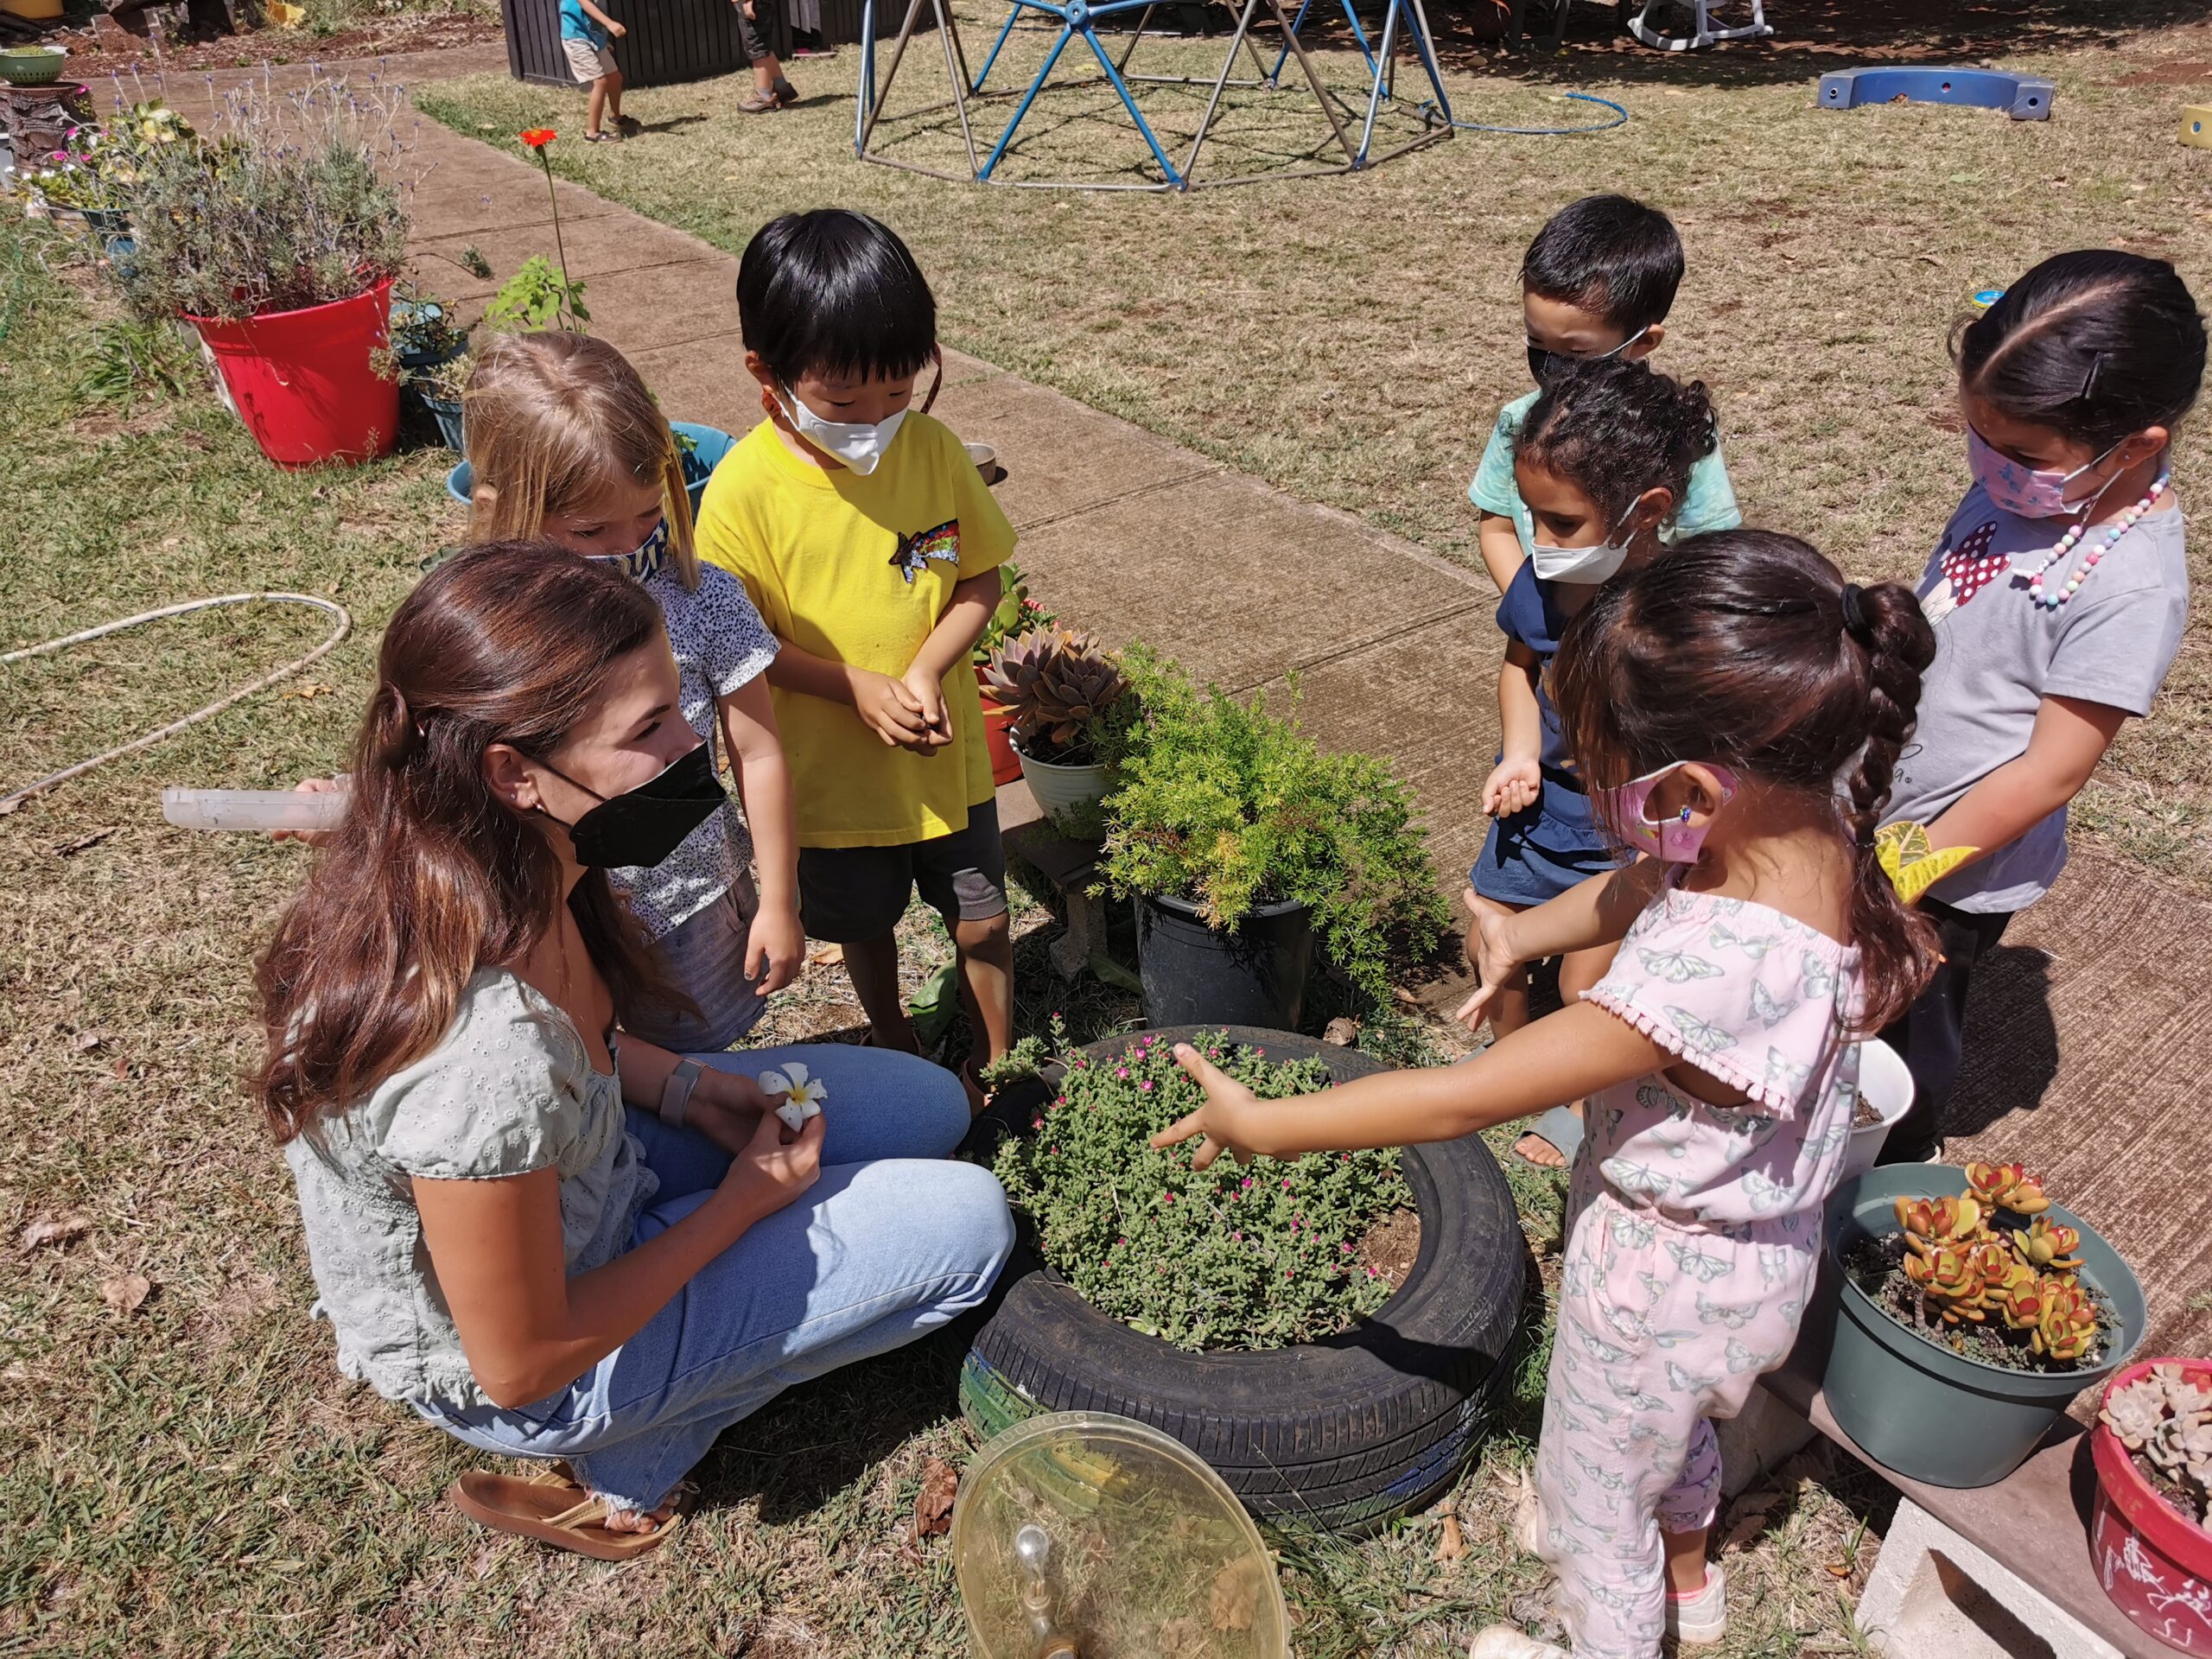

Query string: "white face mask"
[[778, 385, 906, 475], [1529, 501, 1638, 586]]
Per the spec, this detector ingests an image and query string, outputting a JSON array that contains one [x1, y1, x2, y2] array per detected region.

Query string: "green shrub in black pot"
[[1096, 654, 1446, 1029]]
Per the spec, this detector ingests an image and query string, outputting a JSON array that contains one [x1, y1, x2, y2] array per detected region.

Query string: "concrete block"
[[1859, 1497, 2124, 1659], [1714, 1388, 1818, 1501]]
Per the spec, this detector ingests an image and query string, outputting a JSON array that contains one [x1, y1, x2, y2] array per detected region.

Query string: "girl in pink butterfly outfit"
[[1878, 250, 2202, 1166], [1153, 533, 1943, 1659]]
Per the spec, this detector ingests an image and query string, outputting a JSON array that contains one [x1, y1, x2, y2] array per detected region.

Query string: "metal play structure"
[[852, 0, 1455, 190]]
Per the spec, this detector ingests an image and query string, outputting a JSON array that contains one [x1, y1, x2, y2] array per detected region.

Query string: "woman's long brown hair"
[[254, 543, 673, 1143], [1548, 530, 1942, 1033]]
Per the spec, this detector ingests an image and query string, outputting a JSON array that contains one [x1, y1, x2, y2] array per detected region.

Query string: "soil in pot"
[[1842, 1230, 2122, 1374], [992, 1029, 1412, 1352]]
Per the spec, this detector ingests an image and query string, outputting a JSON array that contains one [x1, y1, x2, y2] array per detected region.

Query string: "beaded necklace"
[[2020, 470, 2171, 610]]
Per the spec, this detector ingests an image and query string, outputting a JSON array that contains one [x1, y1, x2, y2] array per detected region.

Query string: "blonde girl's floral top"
[[282, 971, 655, 1409], [1578, 885, 1864, 1231]]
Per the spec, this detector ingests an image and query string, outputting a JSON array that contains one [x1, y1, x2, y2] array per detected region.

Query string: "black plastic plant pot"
[[417, 392, 466, 454], [1134, 893, 1313, 1031], [961, 1027, 1528, 1535], [1821, 1163, 2146, 1489]]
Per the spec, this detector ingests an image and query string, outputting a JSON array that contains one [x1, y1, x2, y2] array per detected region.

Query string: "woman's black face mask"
[[535, 741, 725, 869]]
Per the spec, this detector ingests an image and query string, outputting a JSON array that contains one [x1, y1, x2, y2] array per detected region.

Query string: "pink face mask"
[[1966, 425, 2121, 520], [1595, 761, 1739, 863]]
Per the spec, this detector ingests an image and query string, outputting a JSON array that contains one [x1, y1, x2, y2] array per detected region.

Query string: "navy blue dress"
[[1469, 563, 1622, 907]]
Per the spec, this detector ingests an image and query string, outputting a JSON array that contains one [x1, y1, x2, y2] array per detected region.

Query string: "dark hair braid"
[[1549, 530, 1942, 1033]]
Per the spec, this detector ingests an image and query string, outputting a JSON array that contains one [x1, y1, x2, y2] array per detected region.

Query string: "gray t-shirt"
[[283, 971, 654, 1409], [1885, 483, 2189, 914]]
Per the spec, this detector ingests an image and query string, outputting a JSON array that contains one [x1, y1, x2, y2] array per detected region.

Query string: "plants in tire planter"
[[1822, 1160, 2145, 1489], [983, 625, 1137, 838], [1098, 658, 1446, 1028], [2093, 1358, 2212, 1651], [992, 1027, 1412, 1351], [963, 1025, 1527, 1532], [111, 72, 412, 467]]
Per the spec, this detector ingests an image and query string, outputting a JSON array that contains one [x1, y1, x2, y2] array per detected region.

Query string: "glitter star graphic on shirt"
[[888, 518, 961, 584]]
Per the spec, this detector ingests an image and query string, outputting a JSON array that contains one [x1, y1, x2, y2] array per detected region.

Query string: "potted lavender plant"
[[113, 72, 412, 467]]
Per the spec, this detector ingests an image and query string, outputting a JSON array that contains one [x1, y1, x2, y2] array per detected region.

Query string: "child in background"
[[1156, 533, 1941, 1659], [464, 332, 804, 1050], [1470, 194, 1741, 596], [1878, 250, 2204, 1163], [697, 208, 1014, 1107], [1466, 357, 1720, 1170], [730, 0, 800, 111], [558, 0, 635, 143]]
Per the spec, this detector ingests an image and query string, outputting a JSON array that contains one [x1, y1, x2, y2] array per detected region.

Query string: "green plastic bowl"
[[0, 47, 69, 86]]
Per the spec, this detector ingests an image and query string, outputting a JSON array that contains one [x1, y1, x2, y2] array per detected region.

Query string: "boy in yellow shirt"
[[697, 209, 1014, 1104]]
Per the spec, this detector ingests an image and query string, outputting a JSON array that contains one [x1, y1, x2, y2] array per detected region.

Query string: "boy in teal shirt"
[[1470, 194, 1741, 594]]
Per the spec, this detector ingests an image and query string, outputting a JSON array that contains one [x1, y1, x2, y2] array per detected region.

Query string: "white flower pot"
[[1837, 1037, 1914, 1186], [1013, 741, 1112, 836]]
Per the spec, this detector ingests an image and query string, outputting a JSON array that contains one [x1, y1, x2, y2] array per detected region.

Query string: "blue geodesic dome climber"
[[853, 0, 1455, 191]]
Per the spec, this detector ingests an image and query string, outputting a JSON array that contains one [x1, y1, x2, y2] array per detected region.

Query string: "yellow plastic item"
[[267, 0, 307, 22], [2183, 106, 2212, 149], [0, 0, 66, 21], [1875, 821, 1978, 905]]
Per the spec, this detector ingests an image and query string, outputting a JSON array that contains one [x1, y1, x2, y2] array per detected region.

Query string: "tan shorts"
[[563, 36, 618, 83]]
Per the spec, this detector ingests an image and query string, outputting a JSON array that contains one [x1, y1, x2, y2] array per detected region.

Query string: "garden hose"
[[0, 593, 353, 816]]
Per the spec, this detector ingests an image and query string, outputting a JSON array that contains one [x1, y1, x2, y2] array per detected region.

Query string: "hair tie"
[[1840, 583, 1872, 640]]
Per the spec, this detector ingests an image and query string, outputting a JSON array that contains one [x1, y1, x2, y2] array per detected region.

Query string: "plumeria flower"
[[758, 1060, 828, 1130]]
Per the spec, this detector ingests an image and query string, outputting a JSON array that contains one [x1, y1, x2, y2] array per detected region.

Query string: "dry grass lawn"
[[6, 5, 2210, 1653]]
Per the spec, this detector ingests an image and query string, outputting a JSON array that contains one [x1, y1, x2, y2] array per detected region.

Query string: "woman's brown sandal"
[[450, 1469, 695, 1561]]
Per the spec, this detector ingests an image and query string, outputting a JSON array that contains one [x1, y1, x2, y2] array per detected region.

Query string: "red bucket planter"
[[185, 278, 398, 468], [2092, 1357, 2212, 1651], [976, 666, 1021, 787]]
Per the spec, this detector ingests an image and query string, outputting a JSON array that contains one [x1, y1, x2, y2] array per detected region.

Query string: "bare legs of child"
[[1466, 889, 1614, 1168], [838, 912, 1013, 1113], [587, 70, 628, 139]]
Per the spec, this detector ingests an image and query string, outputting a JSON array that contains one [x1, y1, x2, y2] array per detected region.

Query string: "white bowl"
[[1838, 1037, 1915, 1185]]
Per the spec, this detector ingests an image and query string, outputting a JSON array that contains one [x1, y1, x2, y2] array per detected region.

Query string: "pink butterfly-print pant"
[[1531, 1182, 1816, 1658]]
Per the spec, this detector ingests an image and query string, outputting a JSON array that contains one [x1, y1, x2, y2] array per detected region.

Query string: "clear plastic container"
[[161, 788, 346, 833]]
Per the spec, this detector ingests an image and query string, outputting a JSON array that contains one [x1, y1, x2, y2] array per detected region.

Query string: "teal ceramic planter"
[[1821, 1163, 2145, 1489]]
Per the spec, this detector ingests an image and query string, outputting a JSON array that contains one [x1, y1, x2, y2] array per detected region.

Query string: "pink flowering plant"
[[990, 1025, 1411, 1351]]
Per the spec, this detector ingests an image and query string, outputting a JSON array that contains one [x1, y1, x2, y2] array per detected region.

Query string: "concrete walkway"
[[293, 48, 2212, 1357]]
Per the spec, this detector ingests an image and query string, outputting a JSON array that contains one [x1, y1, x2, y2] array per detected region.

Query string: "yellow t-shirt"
[[696, 412, 1015, 849]]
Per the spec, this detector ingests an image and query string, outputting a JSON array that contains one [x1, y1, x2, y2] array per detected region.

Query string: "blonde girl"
[[461, 331, 803, 1048]]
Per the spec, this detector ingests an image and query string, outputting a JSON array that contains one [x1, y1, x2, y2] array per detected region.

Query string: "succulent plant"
[[2103, 1363, 2212, 1526], [2011, 1216, 2084, 1273], [1896, 1194, 1985, 1255], [983, 626, 1133, 763], [2029, 1276, 2101, 1363], [1986, 1259, 2044, 1332], [1965, 1160, 2050, 1216], [1904, 1239, 2010, 1325]]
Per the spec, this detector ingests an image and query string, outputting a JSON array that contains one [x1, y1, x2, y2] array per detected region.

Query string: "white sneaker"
[[1510, 1468, 1544, 1558], [1666, 1559, 1728, 1646], [1468, 1628, 1569, 1659]]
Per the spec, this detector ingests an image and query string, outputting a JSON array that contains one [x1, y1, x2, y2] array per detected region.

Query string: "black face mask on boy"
[[533, 741, 726, 870], [1527, 325, 1650, 389]]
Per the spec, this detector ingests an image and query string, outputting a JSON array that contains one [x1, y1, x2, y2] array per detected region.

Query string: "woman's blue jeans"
[[419, 1045, 1014, 1512]]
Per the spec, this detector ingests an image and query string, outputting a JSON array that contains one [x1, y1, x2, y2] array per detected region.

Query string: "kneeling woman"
[[257, 543, 1014, 1558]]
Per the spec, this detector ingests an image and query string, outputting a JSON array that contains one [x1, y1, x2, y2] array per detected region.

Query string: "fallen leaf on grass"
[[1323, 1016, 1359, 1046], [100, 1273, 152, 1316], [1825, 1560, 1854, 1579], [1210, 1561, 1258, 1631], [1433, 1513, 1465, 1564], [73, 1031, 107, 1052], [53, 826, 118, 857], [20, 1215, 90, 1251], [912, 1456, 957, 1539], [807, 944, 842, 967], [282, 682, 330, 700], [1720, 1488, 1783, 1552]]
